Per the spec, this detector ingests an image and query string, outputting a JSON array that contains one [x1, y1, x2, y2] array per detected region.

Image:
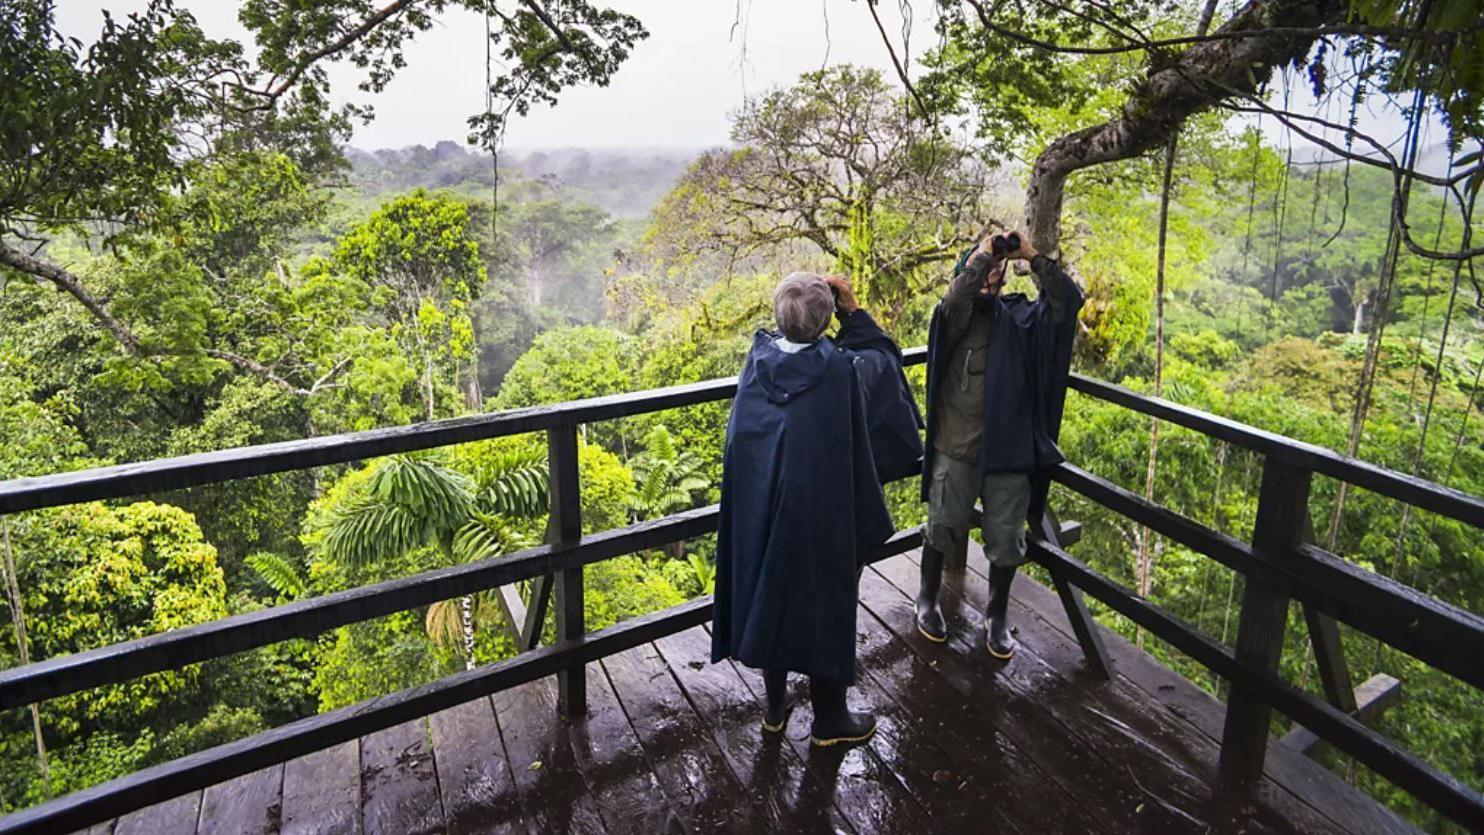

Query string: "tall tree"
[[648, 66, 995, 321], [334, 190, 485, 419], [0, 0, 646, 376]]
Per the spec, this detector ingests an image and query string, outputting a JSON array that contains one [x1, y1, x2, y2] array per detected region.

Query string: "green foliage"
[[630, 425, 709, 521], [244, 552, 308, 601], [639, 66, 992, 324], [3, 501, 227, 738]]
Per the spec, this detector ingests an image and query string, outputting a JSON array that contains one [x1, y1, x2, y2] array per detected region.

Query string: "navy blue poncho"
[[711, 319, 916, 683], [921, 251, 1084, 522]]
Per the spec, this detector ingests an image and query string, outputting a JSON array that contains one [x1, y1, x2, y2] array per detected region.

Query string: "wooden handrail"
[[1067, 374, 1484, 528], [1, 342, 1482, 831], [0, 529, 925, 835]]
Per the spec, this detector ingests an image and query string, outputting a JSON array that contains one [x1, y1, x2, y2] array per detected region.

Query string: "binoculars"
[[990, 231, 1022, 258]]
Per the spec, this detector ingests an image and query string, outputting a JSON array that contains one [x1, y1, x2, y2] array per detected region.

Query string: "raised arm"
[[940, 239, 1001, 347], [1005, 235, 1082, 325]]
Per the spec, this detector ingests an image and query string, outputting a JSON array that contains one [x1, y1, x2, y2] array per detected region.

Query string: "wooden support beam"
[[1220, 458, 1307, 785], [1304, 606, 1357, 714], [1056, 520, 1082, 547], [1281, 673, 1402, 756], [1040, 510, 1110, 679], [547, 424, 585, 716], [497, 584, 526, 639], [520, 575, 552, 651]]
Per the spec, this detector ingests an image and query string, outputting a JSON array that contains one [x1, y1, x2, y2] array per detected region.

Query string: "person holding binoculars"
[[914, 229, 1085, 660]]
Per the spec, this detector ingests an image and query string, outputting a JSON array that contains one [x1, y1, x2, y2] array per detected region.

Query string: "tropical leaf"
[[425, 599, 465, 649], [630, 425, 711, 521], [453, 511, 530, 563], [322, 454, 477, 570], [688, 554, 716, 596], [244, 551, 307, 600], [473, 447, 549, 519]]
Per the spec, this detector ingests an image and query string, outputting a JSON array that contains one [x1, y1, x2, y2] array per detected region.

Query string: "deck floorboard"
[[652, 627, 854, 833], [427, 696, 524, 835], [280, 739, 360, 835], [599, 641, 755, 833], [55, 551, 1416, 835], [197, 764, 281, 835], [359, 718, 443, 835]]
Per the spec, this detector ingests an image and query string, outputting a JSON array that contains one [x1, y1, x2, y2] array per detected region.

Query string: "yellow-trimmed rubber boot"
[[762, 668, 791, 734], [915, 545, 948, 643], [809, 677, 876, 747], [986, 564, 1018, 661]]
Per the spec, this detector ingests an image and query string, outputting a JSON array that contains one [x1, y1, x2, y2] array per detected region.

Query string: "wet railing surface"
[[0, 346, 1481, 833]]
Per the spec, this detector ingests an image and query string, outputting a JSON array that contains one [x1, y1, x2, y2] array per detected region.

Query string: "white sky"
[[56, 0, 938, 152], [54, 1, 1460, 167]]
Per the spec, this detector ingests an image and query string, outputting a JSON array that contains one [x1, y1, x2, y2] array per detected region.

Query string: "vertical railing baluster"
[[547, 422, 585, 716], [1219, 456, 1308, 784]]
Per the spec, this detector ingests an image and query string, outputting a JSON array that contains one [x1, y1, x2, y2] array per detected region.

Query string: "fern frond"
[[245, 552, 307, 600]]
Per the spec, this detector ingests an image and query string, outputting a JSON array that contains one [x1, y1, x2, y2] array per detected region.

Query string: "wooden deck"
[[79, 548, 1411, 834]]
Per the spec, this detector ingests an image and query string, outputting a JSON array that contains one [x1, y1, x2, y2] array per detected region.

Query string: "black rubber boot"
[[915, 544, 948, 643], [809, 677, 876, 747], [985, 565, 1018, 660], [762, 669, 791, 733]]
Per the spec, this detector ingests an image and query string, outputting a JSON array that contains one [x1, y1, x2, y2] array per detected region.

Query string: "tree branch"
[[1008, 0, 1346, 253], [961, 0, 1466, 56], [240, 0, 421, 106], [0, 243, 143, 355]]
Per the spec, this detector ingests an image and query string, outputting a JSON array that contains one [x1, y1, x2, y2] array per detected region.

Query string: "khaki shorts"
[[924, 453, 1031, 568]]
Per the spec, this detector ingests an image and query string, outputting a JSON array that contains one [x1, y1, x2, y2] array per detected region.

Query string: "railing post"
[[1219, 457, 1307, 784], [547, 422, 585, 716]]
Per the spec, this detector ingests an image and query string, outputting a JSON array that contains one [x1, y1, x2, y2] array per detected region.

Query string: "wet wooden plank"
[[492, 676, 609, 833], [868, 555, 1243, 833], [887, 551, 1348, 834], [713, 629, 936, 835], [113, 792, 199, 835], [427, 697, 525, 835], [988, 548, 1414, 835], [360, 718, 444, 835], [281, 740, 361, 835], [850, 596, 1103, 835], [599, 641, 755, 833], [652, 627, 852, 834], [567, 661, 684, 833], [198, 764, 282, 835]]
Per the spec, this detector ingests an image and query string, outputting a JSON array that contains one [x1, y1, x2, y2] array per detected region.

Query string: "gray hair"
[[773, 272, 834, 342]]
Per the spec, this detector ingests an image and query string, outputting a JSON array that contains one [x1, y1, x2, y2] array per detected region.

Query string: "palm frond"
[[322, 500, 430, 569], [323, 455, 476, 570], [480, 462, 549, 518], [453, 511, 531, 563], [425, 599, 465, 649]]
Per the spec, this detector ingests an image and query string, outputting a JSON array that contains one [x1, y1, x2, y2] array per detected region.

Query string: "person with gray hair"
[[772, 271, 835, 344], [712, 272, 922, 747]]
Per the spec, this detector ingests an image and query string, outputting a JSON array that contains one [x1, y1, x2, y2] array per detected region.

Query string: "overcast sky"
[[55, 1, 1460, 167], [57, 1, 939, 152]]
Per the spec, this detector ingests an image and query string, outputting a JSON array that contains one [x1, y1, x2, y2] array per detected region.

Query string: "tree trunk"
[[1325, 101, 1425, 549], [460, 594, 477, 671], [2, 520, 50, 795], [1022, 0, 1344, 253], [529, 263, 544, 307], [1135, 131, 1179, 650]]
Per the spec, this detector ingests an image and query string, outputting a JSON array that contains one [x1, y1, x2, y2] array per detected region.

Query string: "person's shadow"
[[743, 695, 848, 832]]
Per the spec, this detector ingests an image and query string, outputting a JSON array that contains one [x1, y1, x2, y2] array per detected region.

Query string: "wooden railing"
[[0, 347, 1480, 832]]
